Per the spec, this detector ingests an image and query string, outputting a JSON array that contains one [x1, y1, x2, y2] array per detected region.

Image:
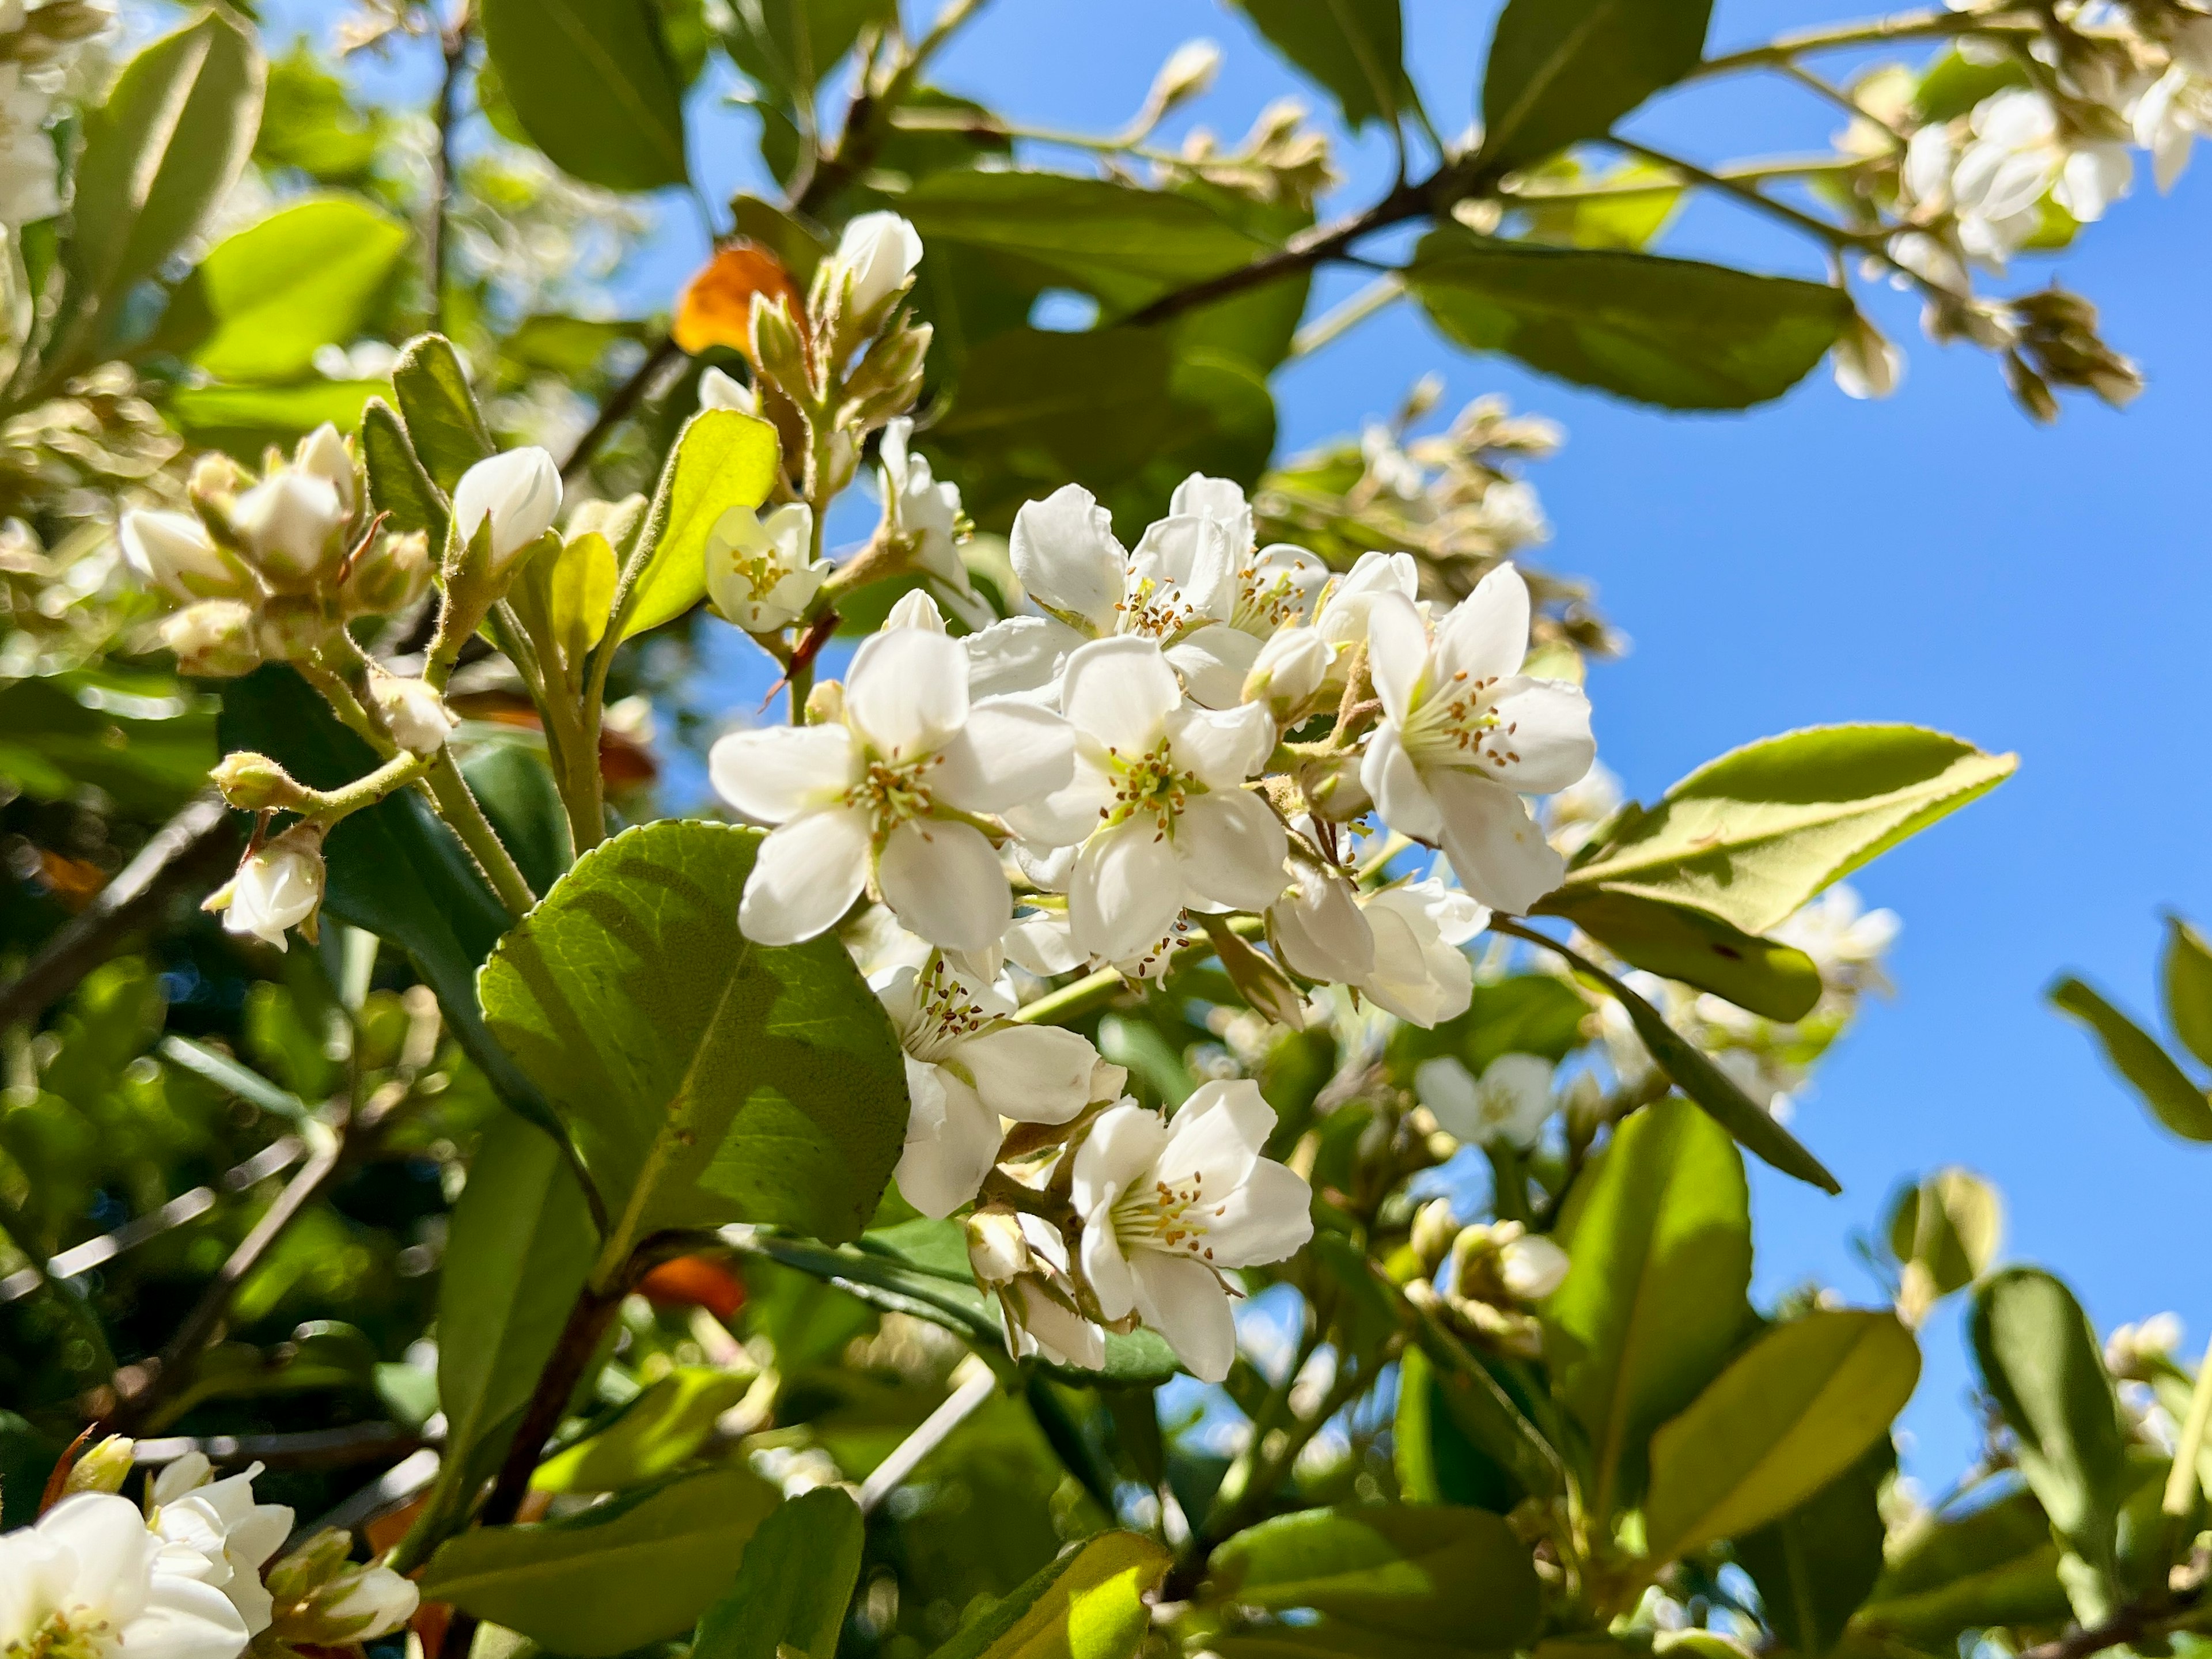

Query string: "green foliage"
[[1734, 1447, 1892, 1657], [1478, 0, 1712, 172], [1226, 0, 1412, 132], [622, 408, 783, 639], [928, 1531, 1169, 1659], [692, 1487, 865, 1659], [724, 0, 896, 109], [2048, 975, 2212, 1141], [392, 333, 495, 495], [479, 0, 690, 191], [1537, 888, 1821, 1022], [533, 1366, 754, 1491], [2161, 915, 2212, 1069], [1854, 1484, 2072, 1641], [0, 668, 215, 814]]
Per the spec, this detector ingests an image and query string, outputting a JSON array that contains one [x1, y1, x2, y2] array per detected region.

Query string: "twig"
[[857, 1361, 996, 1513], [1688, 7, 2028, 78], [474, 1279, 628, 1528], [2015, 1590, 2205, 1659], [132, 1421, 422, 1472], [0, 794, 237, 1032], [426, 3, 472, 334]]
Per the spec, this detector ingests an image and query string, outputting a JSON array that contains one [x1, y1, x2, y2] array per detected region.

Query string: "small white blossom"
[[231, 470, 347, 587], [452, 448, 562, 567], [0, 1493, 249, 1659], [705, 503, 827, 634], [206, 830, 325, 952], [697, 365, 757, 414], [146, 1456, 292, 1638], [1416, 1052, 1554, 1148], [879, 418, 979, 616], [316, 1565, 419, 1641], [1358, 878, 1487, 1028], [830, 211, 923, 317], [370, 675, 457, 756], [121, 512, 244, 603], [1497, 1232, 1570, 1301]]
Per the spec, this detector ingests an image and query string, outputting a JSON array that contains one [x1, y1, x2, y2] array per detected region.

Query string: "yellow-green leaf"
[[927, 1532, 1169, 1659], [622, 409, 781, 641], [532, 1367, 753, 1493]]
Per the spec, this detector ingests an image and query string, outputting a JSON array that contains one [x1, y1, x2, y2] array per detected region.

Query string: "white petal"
[[1165, 623, 1261, 709], [1174, 791, 1287, 915], [1200, 1157, 1314, 1266], [1364, 592, 1428, 725], [1005, 909, 1087, 976], [1002, 753, 1117, 849], [1128, 1251, 1237, 1382], [1361, 892, 1474, 1028], [932, 699, 1074, 814], [1070, 819, 1184, 963], [965, 615, 1085, 701], [1013, 1281, 1108, 1370], [846, 628, 971, 760], [878, 819, 1010, 952], [1070, 1100, 1168, 1218], [127, 1574, 252, 1659], [1270, 861, 1374, 984], [1060, 635, 1180, 751], [956, 1024, 1097, 1124], [709, 724, 859, 823], [1486, 1052, 1557, 1147], [895, 1062, 1002, 1218], [44, 1494, 158, 1609], [1434, 562, 1530, 684], [1165, 700, 1274, 789], [1130, 513, 1235, 622], [738, 807, 872, 944], [1158, 1078, 1270, 1192], [1081, 1210, 1138, 1321], [1434, 774, 1567, 915], [1479, 677, 1596, 794], [1415, 1056, 1483, 1140], [1010, 484, 1125, 631], [1361, 723, 1444, 842]]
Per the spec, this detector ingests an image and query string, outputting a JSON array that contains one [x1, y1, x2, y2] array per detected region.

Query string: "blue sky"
[[270, 0, 2212, 1483]]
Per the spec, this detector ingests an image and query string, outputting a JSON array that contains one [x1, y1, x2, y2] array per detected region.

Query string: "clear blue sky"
[[271, 0, 2212, 1484]]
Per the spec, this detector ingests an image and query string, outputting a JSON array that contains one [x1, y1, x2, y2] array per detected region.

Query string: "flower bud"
[[804, 679, 844, 725], [61, 1434, 135, 1497], [233, 468, 350, 588], [205, 826, 326, 952], [841, 318, 932, 427], [120, 509, 247, 601], [370, 675, 457, 757], [828, 211, 923, 322], [1298, 751, 1373, 822], [339, 529, 433, 616], [1244, 624, 1329, 720], [162, 600, 261, 677], [1269, 852, 1374, 984], [698, 365, 756, 415], [314, 1564, 419, 1642], [1497, 1233, 1570, 1302], [211, 752, 315, 813], [705, 502, 825, 634], [265, 1529, 353, 1603], [255, 596, 338, 663], [1002, 1276, 1107, 1371], [1207, 921, 1308, 1028], [1409, 1199, 1458, 1277], [965, 1206, 1032, 1288], [293, 422, 357, 514], [1832, 313, 1902, 400], [452, 447, 562, 570], [1149, 40, 1222, 115], [883, 588, 948, 633], [749, 293, 810, 402]]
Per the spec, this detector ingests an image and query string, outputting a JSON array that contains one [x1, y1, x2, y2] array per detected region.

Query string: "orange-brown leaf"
[[673, 241, 801, 357]]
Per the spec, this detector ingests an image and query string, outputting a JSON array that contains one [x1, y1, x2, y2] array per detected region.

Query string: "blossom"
[[704, 503, 827, 634], [230, 469, 347, 587], [1243, 624, 1330, 719], [161, 602, 260, 677], [1774, 884, 1900, 995], [146, 1456, 293, 1637], [1360, 567, 1595, 914], [878, 955, 1102, 1217], [1950, 89, 2131, 264], [313, 1565, 419, 1641], [830, 211, 923, 317], [1832, 313, 1903, 400], [205, 830, 325, 951], [452, 448, 562, 567], [0, 63, 58, 226], [1269, 841, 1374, 987], [878, 418, 975, 610], [293, 425, 356, 514], [697, 365, 757, 414], [1358, 878, 1487, 1027], [369, 674, 457, 756], [121, 512, 244, 603], [1497, 1232, 1570, 1301], [710, 627, 1073, 950], [1314, 549, 1418, 652], [0, 1493, 249, 1659], [1071, 1080, 1314, 1381], [1416, 1052, 1554, 1148], [969, 1209, 1109, 1369], [1006, 635, 1286, 963]]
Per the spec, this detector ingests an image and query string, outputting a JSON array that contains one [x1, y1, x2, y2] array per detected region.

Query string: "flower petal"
[[1070, 1100, 1168, 1218], [1165, 700, 1273, 789], [878, 818, 1010, 952], [738, 807, 871, 944], [1478, 677, 1596, 794], [1361, 892, 1474, 1028], [1433, 562, 1531, 685], [1361, 723, 1442, 842], [1060, 635, 1180, 751], [1081, 1212, 1138, 1321], [1128, 1251, 1237, 1383], [1002, 753, 1117, 849], [847, 628, 971, 760], [1070, 819, 1183, 963], [895, 1061, 1002, 1218], [932, 699, 1074, 814], [964, 614, 1085, 702], [1158, 1078, 1270, 1194], [1364, 592, 1427, 726], [1165, 622, 1260, 709], [1173, 791, 1287, 915], [1010, 484, 1125, 631], [1415, 1055, 1484, 1141], [130, 1573, 252, 1659], [1200, 1157, 1314, 1266], [1433, 772, 1567, 915], [956, 1024, 1097, 1124], [709, 724, 859, 823]]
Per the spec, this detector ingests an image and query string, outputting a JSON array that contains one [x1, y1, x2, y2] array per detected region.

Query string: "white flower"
[[161, 602, 260, 677], [1243, 624, 1330, 718], [831, 211, 923, 317], [980, 1211, 1109, 1369], [317, 1566, 419, 1641], [1360, 566, 1596, 914], [710, 627, 1073, 950], [1773, 884, 1900, 995], [0, 1493, 248, 1659], [121, 512, 243, 603], [1071, 1080, 1314, 1382], [1269, 849, 1374, 986], [1950, 89, 2131, 264], [879, 955, 1100, 1218], [1542, 761, 1622, 856], [1833, 313, 1903, 400], [697, 365, 757, 414], [231, 470, 347, 587], [0, 64, 59, 227], [880, 418, 976, 609], [370, 675, 456, 756], [1358, 878, 1487, 1028], [1416, 1052, 1554, 1148], [1149, 38, 1222, 112], [882, 588, 948, 632], [292, 425, 356, 516], [146, 1457, 292, 1638], [452, 448, 562, 567], [705, 503, 827, 634], [1007, 635, 1286, 963], [2107, 1312, 2186, 1376], [1497, 1233, 1570, 1301], [1314, 550, 1418, 652], [206, 830, 325, 952]]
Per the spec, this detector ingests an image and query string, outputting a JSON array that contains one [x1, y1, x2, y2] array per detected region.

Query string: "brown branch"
[[475, 1279, 628, 1527], [556, 334, 684, 481], [2016, 1587, 2205, 1659], [134, 1421, 422, 1472], [425, 4, 472, 335], [0, 794, 237, 1033]]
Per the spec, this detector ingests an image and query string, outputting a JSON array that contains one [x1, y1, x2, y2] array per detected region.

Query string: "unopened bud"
[[749, 294, 810, 402], [966, 1206, 1032, 1288], [1497, 1233, 1570, 1302], [698, 365, 757, 415], [826, 211, 923, 325], [232, 467, 351, 589], [310, 1563, 419, 1642], [370, 675, 457, 757], [1832, 313, 1902, 400], [804, 679, 844, 725], [162, 600, 261, 677], [265, 1529, 353, 1603], [121, 509, 248, 602], [451, 448, 562, 573], [1298, 752, 1372, 822], [204, 825, 325, 952], [339, 529, 433, 616], [1147, 39, 1221, 118], [1410, 1199, 1458, 1276], [255, 596, 337, 663], [210, 752, 315, 813], [61, 1435, 135, 1497], [841, 320, 932, 427]]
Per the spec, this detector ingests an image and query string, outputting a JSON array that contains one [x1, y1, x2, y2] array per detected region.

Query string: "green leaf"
[[165, 380, 384, 457], [1559, 725, 2018, 935], [931, 327, 1176, 509], [1207, 1506, 1541, 1649], [1546, 1098, 1751, 1518], [478, 820, 909, 1270], [692, 1487, 865, 1659], [1478, 0, 1712, 172], [2048, 976, 2212, 1142], [1535, 888, 1821, 1022], [1514, 160, 1683, 251], [926, 1531, 1170, 1659], [164, 196, 410, 384], [66, 9, 264, 337], [621, 408, 781, 640], [532, 1366, 753, 1493], [360, 396, 448, 542], [479, 0, 689, 191], [419, 1468, 779, 1656], [1406, 231, 1852, 410], [392, 334, 494, 497], [1885, 1167, 2003, 1317], [1854, 1484, 2070, 1642], [725, 0, 896, 105], [1644, 1309, 1921, 1562], [0, 669, 215, 815], [505, 313, 650, 379], [1407, 1308, 1562, 1500], [903, 172, 1270, 314], [255, 41, 385, 185], [2164, 915, 2212, 1072], [1230, 0, 1415, 132], [1969, 1268, 2131, 1572], [1393, 1345, 1521, 1512], [1734, 1446, 1892, 1657]]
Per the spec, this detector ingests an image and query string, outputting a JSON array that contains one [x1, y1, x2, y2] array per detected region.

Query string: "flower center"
[[907, 958, 996, 1062], [730, 547, 793, 597], [8, 1612, 113, 1659], [1097, 740, 1199, 835], [1112, 1169, 1226, 1260], [1115, 574, 1203, 641], [1234, 565, 1308, 634], [846, 751, 942, 835], [1403, 668, 1520, 775]]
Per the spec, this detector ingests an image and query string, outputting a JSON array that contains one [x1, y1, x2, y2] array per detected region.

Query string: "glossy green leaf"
[[1645, 1309, 1921, 1561], [166, 196, 410, 384], [928, 1531, 1170, 1659], [1969, 1268, 2131, 1571], [1478, 0, 1712, 172], [692, 1487, 865, 1659], [66, 10, 264, 334], [1393, 1345, 1521, 1512], [2048, 976, 2212, 1142], [533, 1366, 752, 1493], [254, 41, 385, 185], [392, 334, 493, 497], [1230, 0, 1414, 131], [725, 0, 896, 104], [478, 0, 689, 191], [478, 820, 908, 1270], [166, 380, 384, 456], [2162, 915, 2212, 1071], [1406, 231, 1853, 410], [1885, 1167, 2003, 1317], [358, 397, 446, 543], [1854, 1484, 2070, 1641], [1734, 1446, 1892, 1657], [1514, 160, 1683, 251], [1406, 1312, 1561, 1501], [420, 1468, 779, 1656], [1208, 1506, 1541, 1649], [1546, 1099, 1751, 1517], [1561, 725, 2018, 934], [620, 408, 781, 639], [1536, 887, 1821, 1022]]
